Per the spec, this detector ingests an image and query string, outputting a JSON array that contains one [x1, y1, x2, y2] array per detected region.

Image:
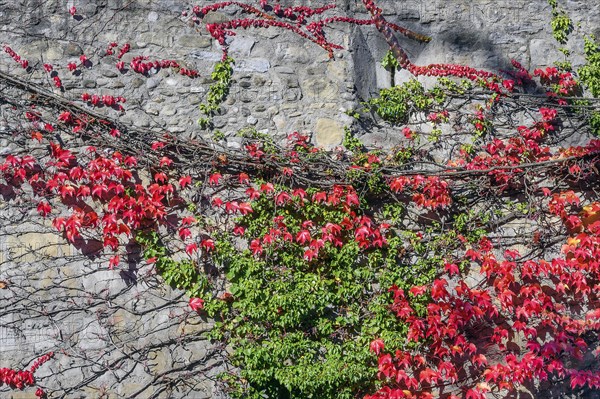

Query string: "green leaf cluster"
[[547, 0, 573, 44], [579, 35, 600, 98], [207, 188, 432, 398], [366, 79, 433, 125], [342, 127, 364, 153], [200, 181, 490, 399], [381, 50, 400, 71], [199, 57, 235, 129], [136, 231, 206, 297], [365, 78, 462, 126]]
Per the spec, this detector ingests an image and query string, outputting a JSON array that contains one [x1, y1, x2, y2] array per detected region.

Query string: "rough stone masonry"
[[0, 0, 599, 397]]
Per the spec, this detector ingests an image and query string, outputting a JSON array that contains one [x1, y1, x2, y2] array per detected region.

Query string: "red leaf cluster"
[[367, 195, 600, 398], [0, 352, 53, 396]]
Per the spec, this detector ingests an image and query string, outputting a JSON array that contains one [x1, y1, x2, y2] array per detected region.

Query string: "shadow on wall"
[[350, 19, 518, 98], [434, 22, 516, 71], [350, 26, 378, 101]]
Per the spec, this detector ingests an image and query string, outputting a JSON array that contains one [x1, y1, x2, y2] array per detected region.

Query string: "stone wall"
[[1, 1, 598, 149], [1, 0, 599, 397]]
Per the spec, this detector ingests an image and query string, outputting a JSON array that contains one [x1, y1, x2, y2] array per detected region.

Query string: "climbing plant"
[[1, 1, 600, 398]]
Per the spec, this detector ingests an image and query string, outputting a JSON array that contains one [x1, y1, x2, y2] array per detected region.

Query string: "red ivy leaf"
[[209, 173, 222, 186], [189, 297, 204, 312], [151, 141, 165, 150], [200, 239, 215, 252], [108, 255, 120, 269], [444, 262, 460, 276], [185, 243, 198, 255], [179, 228, 191, 240], [37, 201, 51, 217], [369, 338, 384, 355], [179, 175, 192, 188]]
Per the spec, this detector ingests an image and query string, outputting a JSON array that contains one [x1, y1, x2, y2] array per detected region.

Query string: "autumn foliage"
[[1, 0, 600, 398], [367, 193, 600, 399]]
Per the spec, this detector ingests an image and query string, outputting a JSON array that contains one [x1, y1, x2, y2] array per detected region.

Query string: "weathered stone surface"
[[229, 37, 256, 56], [273, 114, 287, 131], [301, 78, 339, 101], [1, 0, 600, 397], [314, 118, 344, 150], [177, 35, 212, 48], [529, 38, 563, 67], [202, 11, 229, 24], [1, 233, 71, 263], [235, 58, 271, 73]]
